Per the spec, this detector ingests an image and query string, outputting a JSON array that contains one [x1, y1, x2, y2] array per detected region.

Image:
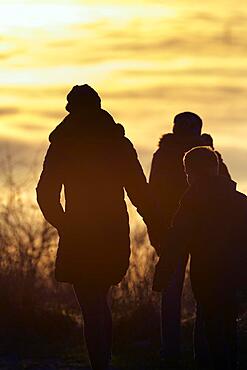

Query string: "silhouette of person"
[[153, 146, 247, 370], [36, 84, 154, 370], [149, 112, 230, 367]]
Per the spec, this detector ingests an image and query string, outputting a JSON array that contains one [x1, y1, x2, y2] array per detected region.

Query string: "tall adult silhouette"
[[149, 112, 230, 367], [36, 85, 153, 370]]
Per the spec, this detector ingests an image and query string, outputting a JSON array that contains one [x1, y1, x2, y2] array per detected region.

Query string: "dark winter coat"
[[36, 109, 152, 286], [149, 133, 230, 251], [153, 176, 247, 304]]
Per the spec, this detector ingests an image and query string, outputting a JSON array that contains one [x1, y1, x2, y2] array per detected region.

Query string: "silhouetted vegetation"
[[0, 160, 246, 369]]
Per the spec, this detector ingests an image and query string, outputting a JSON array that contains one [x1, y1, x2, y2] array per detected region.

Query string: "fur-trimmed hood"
[[154, 132, 231, 180], [158, 133, 204, 153]]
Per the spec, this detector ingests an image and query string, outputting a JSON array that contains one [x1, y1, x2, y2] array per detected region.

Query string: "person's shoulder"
[[120, 137, 138, 158], [48, 115, 71, 143], [151, 133, 174, 159], [158, 133, 174, 148], [118, 131, 133, 148], [232, 191, 247, 220], [116, 137, 140, 166], [235, 190, 247, 203]]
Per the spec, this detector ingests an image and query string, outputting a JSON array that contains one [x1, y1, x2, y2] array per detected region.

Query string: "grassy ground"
[[0, 306, 246, 370]]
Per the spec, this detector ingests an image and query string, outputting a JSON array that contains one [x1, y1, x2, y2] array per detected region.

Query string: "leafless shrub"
[[0, 155, 195, 329]]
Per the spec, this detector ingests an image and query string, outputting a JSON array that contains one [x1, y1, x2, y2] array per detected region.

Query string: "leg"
[[74, 284, 112, 370], [161, 256, 188, 360], [201, 297, 237, 370], [194, 304, 210, 368]]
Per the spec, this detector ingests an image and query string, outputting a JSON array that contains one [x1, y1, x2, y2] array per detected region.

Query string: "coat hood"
[[158, 132, 216, 152], [49, 109, 125, 143], [158, 133, 203, 153]]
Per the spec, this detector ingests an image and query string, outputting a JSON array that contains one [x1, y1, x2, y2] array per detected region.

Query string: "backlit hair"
[[183, 146, 219, 175]]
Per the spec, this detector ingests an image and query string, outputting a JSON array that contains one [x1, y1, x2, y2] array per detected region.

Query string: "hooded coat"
[[37, 109, 152, 286], [153, 176, 247, 301], [149, 133, 230, 250]]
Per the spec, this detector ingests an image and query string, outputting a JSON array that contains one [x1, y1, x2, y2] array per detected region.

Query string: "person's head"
[[183, 146, 219, 185], [66, 84, 101, 113], [201, 133, 214, 148], [173, 112, 203, 136]]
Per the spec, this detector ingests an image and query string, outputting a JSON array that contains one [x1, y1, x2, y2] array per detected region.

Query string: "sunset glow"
[[1, 0, 247, 192]]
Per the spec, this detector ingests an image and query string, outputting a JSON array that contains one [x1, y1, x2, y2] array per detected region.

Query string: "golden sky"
[[1, 0, 247, 192]]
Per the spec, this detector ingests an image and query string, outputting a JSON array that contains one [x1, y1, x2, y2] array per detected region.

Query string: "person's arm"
[[235, 193, 247, 290], [149, 151, 163, 193], [149, 150, 172, 216], [121, 139, 159, 246], [149, 152, 170, 252], [36, 142, 65, 232], [153, 191, 195, 292], [122, 139, 150, 217], [149, 148, 185, 253]]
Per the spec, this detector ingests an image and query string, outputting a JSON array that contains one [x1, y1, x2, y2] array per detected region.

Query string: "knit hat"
[[173, 112, 203, 136], [66, 84, 101, 112]]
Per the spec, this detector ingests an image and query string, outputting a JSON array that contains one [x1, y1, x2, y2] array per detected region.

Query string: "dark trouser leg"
[[74, 285, 112, 370], [161, 256, 188, 359], [201, 298, 237, 370], [194, 304, 210, 368]]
